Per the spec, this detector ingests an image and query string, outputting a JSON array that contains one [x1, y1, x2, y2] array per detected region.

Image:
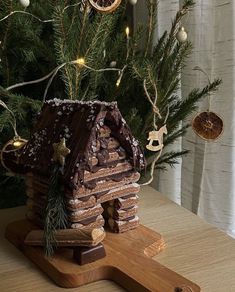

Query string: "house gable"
[[20, 99, 145, 189]]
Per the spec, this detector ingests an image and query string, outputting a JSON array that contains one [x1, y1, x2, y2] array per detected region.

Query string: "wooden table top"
[[0, 186, 235, 292]]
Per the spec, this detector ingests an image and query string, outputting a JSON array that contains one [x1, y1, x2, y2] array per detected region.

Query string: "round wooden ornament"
[[88, 0, 122, 13], [192, 111, 224, 141]]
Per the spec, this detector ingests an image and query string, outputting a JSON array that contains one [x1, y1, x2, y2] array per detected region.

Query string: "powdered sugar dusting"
[[46, 98, 117, 108]]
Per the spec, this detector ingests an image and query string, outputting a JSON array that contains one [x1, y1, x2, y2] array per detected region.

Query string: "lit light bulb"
[[13, 141, 22, 147], [116, 78, 121, 87], [125, 26, 130, 38], [13, 137, 27, 148], [76, 58, 85, 66]]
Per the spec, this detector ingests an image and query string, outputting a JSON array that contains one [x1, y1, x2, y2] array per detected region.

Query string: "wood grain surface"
[[0, 186, 235, 291], [5, 219, 199, 291]]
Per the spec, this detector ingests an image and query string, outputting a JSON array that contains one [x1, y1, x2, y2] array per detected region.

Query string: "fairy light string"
[[6, 25, 132, 98], [0, 10, 53, 23], [0, 2, 83, 23], [6, 58, 125, 101]]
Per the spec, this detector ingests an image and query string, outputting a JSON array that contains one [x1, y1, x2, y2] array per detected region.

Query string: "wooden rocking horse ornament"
[[146, 125, 168, 152]]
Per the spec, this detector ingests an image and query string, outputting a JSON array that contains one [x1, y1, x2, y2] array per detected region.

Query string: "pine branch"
[[152, 31, 168, 62], [144, 0, 158, 57], [156, 149, 189, 168], [43, 163, 68, 257], [167, 78, 222, 127], [164, 124, 189, 146], [53, 5, 74, 99], [158, 0, 195, 78], [0, 87, 42, 135], [159, 41, 193, 101]]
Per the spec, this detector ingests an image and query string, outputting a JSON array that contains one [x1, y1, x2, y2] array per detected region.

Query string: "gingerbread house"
[[19, 99, 145, 234]]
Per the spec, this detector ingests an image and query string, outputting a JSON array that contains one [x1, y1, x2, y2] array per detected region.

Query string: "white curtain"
[[135, 0, 235, 238]]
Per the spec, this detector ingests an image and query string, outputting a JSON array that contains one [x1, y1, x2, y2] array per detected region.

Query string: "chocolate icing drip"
[[115, 205, 135, 212], [83, 180, 97, 190], [123, 215, 135, 222], [73, 196, 93, 202], [121, 193, 137, 199], [97, 149, 109, 165], [116, 147, 126, 157], [109, 171, 134, 182], [75, 215, 99, 225], [91, 160, 119, 173], [99, 138, 109, 149], [94, 190, 110, 199]]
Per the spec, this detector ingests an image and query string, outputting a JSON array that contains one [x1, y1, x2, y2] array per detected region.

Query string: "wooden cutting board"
[[5, 220, 200, 292]]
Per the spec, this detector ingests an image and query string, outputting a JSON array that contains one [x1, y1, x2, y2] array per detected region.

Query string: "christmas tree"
[[0, 0, 221, 207]]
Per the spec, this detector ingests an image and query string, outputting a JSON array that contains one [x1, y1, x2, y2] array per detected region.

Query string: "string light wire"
[[6, 59, 124, 101], [6, 24, 132, 99], [0, 100, 18, 137], [0, 1, 83, 23], [0, 10, 53, 23]]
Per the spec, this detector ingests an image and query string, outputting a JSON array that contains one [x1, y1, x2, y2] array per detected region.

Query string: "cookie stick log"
[[24, 228, 105, 247]]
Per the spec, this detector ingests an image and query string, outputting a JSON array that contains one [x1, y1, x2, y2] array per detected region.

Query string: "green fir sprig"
[[43, 163, 68, 257]]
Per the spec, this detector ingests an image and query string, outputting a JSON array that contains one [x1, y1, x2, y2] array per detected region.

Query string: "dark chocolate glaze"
[[75, 215, 99, 225], [94, 190, 110, 199], [121, 193, 137, 200], [18, 99, 146, 189], [90, 159, 122, 173], [123, 215, 135, 221], [73, 243, 106, 265]]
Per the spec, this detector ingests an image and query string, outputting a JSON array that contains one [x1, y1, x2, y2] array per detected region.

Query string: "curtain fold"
[[135, 0, 235, 237]]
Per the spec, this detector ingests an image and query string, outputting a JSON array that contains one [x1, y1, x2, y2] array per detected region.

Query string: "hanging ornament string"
[[116, 26, 131, 87], [193, 66, 212, 110], [141, 78, 169, 186], [0, 100, 19, 138]]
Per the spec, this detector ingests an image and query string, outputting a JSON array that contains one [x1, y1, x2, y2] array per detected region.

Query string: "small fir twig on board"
[[43, 163, 68, 257]]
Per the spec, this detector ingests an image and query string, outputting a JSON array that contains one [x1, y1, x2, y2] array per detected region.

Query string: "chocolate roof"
[[20, 99, 146, 188]]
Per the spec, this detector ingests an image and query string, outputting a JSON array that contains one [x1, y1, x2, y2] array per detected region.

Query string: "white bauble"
[[129, 0, 138, 5], [110, 61, 117, 68], [19, 0, 30, 8], [176, 27, 188, 43]]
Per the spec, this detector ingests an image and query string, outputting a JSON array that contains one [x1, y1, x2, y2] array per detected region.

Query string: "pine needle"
[[43, 164, 68, 257]]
